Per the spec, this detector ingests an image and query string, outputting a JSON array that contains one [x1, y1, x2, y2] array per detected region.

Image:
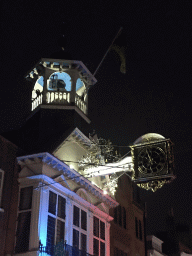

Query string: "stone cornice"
[[17, 152, 118, 208]]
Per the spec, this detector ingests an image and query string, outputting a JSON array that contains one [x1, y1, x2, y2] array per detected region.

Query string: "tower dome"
[[133, 133, 165, 145]]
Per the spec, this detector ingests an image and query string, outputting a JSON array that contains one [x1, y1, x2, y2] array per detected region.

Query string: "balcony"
[[31, 92, 87, 115], [39, 243, 93, 256]]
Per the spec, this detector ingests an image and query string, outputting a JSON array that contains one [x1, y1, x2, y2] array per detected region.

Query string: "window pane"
[[15, 212, 31, 253], [139, 220, 142, 240], [123, 207, 126, 229], [100, 221, 105, 240], [47, 215, 56, 252], [93, 238, 99, 256], [56, 219, 65, 245], [81, 210, 87, 231], [19, 187, 33, 210], [93, 216, 99, 237], [100, 241, 105, 256], [114, 207, 117, 224], [73, 206, 80, 227], [135, 217, 138, 238], [81, 233, 87, 252], [0, 171, 2, 188], [48, 191, 57, 215], [118, 206, 122, 226], [73, 229, 79, 249], [58, 195, 66, 219]]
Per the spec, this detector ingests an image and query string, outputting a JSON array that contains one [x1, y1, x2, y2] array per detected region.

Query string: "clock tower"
[[27, 57, 97, 117], [5, 53, 97, 154]]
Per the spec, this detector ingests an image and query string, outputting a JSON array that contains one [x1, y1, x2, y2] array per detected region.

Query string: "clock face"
[[138, 146, 166, 176]]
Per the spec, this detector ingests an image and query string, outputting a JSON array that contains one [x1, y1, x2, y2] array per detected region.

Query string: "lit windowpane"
[[81, 210, 87, 231], [73, 229, 79, 249], [81, 233, 87, 252], [57, 195, 66, 219], [73, 206, 80, 227], [15, 212, 31, 253], [94, 217, 99, 237], [100, 241, 105, 256], [19, 186, 33, 211], [93, 238, 99, 256], [56, 220, 65, 244], [100, 221, 105, 240], [48, 191, 57, 215]]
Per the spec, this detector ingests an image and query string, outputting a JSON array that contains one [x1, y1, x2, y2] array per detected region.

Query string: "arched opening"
[[47, 72, 71, 92]]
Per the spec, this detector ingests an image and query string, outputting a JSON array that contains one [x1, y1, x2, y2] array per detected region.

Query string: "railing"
[[47, 91, 70, 104], [32, 94, 43, 111], [39, 243, 93, 256], [75, 94, 87, 114], [31, 91, 87, 115]]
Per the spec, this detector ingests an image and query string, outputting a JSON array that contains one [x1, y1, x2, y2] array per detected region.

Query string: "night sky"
[[1, 0, 192, 236]]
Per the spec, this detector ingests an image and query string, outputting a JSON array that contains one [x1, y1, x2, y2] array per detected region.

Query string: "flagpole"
[[93, 27, 123, 77]]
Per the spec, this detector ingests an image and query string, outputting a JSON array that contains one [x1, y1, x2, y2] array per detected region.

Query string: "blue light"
[[76, 78, 84, 91], [49, 72, 71, 91], [37, 76, 44, 87]]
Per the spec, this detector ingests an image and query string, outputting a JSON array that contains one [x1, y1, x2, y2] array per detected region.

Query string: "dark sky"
[[1, 0, 192, 235]]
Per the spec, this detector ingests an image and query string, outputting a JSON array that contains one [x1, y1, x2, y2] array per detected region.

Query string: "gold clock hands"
[[146, 148, 153, 164]]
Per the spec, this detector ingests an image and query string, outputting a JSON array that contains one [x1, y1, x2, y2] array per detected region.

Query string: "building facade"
[[1, 53, 146, 256]]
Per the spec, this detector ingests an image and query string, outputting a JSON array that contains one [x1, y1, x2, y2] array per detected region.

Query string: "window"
[[73, 206, 87, 252], [15, 186, 33, 253], [114, 205, 126, 229], [135, 217, 142, 240], [47, 191, 66, 253], [139, 220, 142, 240], [135, 217, 138, 238], [0, 169, 4, 206], [93, 216, 105, 256]]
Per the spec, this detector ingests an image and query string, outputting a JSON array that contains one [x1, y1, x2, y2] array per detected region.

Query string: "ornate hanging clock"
[[131, 133, 175, 191]]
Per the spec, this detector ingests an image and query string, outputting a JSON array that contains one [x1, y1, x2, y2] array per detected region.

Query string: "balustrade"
[[75, 94, 87, 114], [39, 243, 93, 256], [46, 91, 70, 104], [31, 92, 87, 115], [32, 94, 43, 111]]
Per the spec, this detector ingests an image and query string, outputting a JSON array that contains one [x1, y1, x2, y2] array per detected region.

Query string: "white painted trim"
[[18, 174, 114, 222], [17, 152, 118, 208], [54, 127, 93, 153]]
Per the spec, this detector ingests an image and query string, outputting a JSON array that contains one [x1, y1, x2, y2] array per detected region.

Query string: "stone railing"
[[46, 91, 70, 104], [32, 94, 43, 111], [31, 91, 87, 115], [75, 94, 87, 114]]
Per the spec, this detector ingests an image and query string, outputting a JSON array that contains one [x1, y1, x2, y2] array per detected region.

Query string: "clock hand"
[[146, 149, 153, 163]]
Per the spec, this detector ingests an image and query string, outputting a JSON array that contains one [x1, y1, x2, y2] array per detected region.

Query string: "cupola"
[[25, 58, 97, 116]]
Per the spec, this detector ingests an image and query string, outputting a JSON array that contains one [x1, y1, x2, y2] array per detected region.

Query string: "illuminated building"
[[1, 52, 146, 256]]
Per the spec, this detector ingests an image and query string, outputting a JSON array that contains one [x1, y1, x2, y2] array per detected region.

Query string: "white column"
[[65, 197, 73, 246], [106, 222, 111, 256], [87, 210, 93, 255], [38, 185, 49, 247], [29, 183, 41, 251]]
